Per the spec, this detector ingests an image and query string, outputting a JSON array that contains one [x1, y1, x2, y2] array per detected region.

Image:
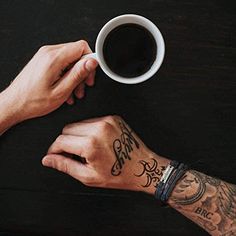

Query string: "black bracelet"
[[155, 161, 188, 204], [155, 160, 179, 201], [160, 163, 184, 202], [164, 164, 188, 202], [161, 163, 188, 202]]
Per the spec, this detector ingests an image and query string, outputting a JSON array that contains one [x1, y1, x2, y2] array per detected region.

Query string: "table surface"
[[0, 0, 235, 235]]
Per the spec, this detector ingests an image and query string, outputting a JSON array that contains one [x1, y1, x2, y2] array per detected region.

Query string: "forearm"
[[167, 170, 236, 235], [41, 116, 236, 235], [0, 88, 23, 135], [134, 153, 236, 235]]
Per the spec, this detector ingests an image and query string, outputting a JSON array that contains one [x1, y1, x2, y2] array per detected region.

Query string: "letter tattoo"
[[195, 207, 214, 220], [111, 121, 140, 176], [169, 170, 236, 235]]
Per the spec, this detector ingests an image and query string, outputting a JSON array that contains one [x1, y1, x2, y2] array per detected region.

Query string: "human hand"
[[5, 40, 98, 122], [42, 116, 169, 194]]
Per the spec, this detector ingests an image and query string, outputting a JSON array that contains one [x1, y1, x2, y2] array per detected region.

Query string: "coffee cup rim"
[[95, 14, 165, 84]]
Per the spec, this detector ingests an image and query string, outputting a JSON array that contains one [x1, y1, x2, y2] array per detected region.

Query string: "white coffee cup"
[[84, 14, 165, 84]]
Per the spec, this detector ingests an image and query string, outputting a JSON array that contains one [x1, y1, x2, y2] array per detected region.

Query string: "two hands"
[[0, 39, 167, 194], [1, 40, 235, 235]]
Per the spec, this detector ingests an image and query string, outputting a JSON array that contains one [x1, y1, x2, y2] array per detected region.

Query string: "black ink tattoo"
[[135, 158, 165, 187], [111, 121, 139, 176], [218, 183, 236, 220], [171, 170, 206, 205], [195, 207, 214, 220], [169, 170, 236, 235]]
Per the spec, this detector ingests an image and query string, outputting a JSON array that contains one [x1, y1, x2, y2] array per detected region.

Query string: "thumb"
[[56, 58, 98, 93], [42, 154, 89, 181]]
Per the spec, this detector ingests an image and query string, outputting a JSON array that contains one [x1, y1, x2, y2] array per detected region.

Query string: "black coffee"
[[103, 23, 157, 78]]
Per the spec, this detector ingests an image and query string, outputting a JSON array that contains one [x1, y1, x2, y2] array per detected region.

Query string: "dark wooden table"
[[0, 0, 235, 235]]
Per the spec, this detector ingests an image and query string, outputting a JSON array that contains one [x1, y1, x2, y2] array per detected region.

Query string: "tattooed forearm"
[[168, 170, 236, 235], [111, 121, 140, 176], [135, 158, 165, 187]]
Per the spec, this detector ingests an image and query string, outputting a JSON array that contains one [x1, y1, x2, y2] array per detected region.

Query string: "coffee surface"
[[103, 23, 157, 78]]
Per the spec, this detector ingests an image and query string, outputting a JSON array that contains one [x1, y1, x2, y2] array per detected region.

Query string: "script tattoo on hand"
[[135, 158, 165, 187], [111, 121, 140, 176], [169, 170, 236, 235]]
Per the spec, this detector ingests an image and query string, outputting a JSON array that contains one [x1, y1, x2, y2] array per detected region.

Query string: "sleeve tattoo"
[[168, 170, 236, 235]]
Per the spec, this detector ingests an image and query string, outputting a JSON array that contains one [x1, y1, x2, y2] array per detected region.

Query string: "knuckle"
[[97, 121, 111, 132], [74, 62, 87, 79], [39, 45, 49, 52], [79, 39, 89, 48], [38, 46, 58, 62], [62, 124, 73, 133], [103, 115, 121, 124], [38, 45, 50, 53], [51, 88, 66, 100], [56, 135, 65, 144], [112, 115, 122, 121], [57, 159, 69, 174]]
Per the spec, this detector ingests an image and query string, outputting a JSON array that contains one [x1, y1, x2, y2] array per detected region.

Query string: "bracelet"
[[163, 164, 188, 202], [155, 160, 188, 204], [161, 163, 188, 203], [155, 160, 179, 201]]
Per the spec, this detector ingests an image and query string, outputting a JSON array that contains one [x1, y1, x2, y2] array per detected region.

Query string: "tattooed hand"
[[42, 115, 169, 193], [42, 115, 236, 235]]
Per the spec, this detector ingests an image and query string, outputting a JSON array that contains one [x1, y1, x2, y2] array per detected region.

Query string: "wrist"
[[133, 151, 170, 196], [0, 87, 25, 134]]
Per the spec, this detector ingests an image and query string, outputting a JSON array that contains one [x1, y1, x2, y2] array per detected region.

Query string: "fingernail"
[[85, 59, 98, 72], [42, 157, 52, 167], [77, 89, 84, 99], [86, 77, 95, 87], [87, 80, 94, 87], [67, 98, 74, 105]]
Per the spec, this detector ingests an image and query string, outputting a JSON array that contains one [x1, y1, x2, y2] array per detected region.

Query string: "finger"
[[85, 70, 96, 87], [74, 83, 85, 99], [55, 58, 98, 94], [66, 95, 74, 105], [73, 70, 96, 99], [57, 40, 93, 67], [78, 115, 119, 124], [42, 154, 92, 181], [62, 115, 122, 136], [62, 122, 99, 136], [63, 116, 115, 136], [62, 115, 118, 136], [47, 134, 90, 158]]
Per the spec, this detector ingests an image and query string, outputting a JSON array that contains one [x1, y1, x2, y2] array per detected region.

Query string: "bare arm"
[[42, 115, 236, 235], [0, 89, 22, 135], [0, 40, 98, 135]]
